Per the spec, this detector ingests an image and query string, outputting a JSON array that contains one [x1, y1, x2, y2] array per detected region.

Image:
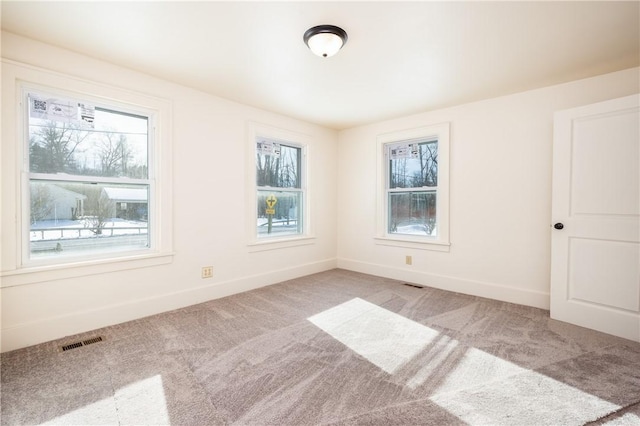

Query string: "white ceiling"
[[2, 1, 638, 130]]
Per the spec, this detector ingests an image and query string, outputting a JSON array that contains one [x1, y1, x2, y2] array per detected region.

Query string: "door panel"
[[571, 110, 639, 216], [551, 94, 640, 342], [568, 238, 639, 312]]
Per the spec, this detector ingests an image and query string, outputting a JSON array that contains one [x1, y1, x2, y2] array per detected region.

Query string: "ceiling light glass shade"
[[303, 25, 348, 58]]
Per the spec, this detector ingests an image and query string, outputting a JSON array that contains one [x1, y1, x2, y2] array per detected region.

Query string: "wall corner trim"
[[337, 258, 550, 310]]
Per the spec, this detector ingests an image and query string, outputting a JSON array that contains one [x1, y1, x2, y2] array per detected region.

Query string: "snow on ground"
[[30, 218, 147, 241]]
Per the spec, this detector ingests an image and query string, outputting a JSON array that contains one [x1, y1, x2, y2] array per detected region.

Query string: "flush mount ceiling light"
[[303, 25, 348, 58]]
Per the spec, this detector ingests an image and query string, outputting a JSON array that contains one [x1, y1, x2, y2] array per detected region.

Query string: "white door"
[[550, 94, 640, 342]]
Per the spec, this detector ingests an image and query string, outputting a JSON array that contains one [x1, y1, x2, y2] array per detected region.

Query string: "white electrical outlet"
[[201, 266, 213, 278]]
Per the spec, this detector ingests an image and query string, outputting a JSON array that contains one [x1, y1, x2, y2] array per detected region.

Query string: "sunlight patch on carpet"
[[308, 297, 440, 374], [412, 345, 526, 392], [308, 297, 624, 425], [42, 397, 118, 425], [39, 374, 171, 425], [114, 374, 170, 424], [430, 369, 621, 425]]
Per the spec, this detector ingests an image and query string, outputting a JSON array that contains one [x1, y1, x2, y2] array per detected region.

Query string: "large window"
[[24, 89, 153, 262], [377, 123, 450, 250], [255, 138, 303, 238]]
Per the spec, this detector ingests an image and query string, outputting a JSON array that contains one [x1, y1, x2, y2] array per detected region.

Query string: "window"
[[24, 88, 155, 264], [377, 123, 450, 251], [247, 122, 312, 248], [256, 138, 303, 238], [387, 140, 438, 236]]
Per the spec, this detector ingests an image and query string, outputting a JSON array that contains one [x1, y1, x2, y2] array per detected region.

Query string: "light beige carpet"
[[2, 269, 639, 425]]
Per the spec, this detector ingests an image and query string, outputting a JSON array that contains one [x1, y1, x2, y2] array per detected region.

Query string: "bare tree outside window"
[[388, 140, 438, 236], [26, 91, 151, 259], [81, 187, 114, 235], [30, 183, 54, 224], [98, 131, 131, 177], [256, 140, 303, 237], [29, 121, 88, 174]]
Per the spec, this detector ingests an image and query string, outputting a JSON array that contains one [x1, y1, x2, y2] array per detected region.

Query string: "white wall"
[[2, 31, 638, 353], [0, 32, 338, 352], [337, 67, 639, 309]]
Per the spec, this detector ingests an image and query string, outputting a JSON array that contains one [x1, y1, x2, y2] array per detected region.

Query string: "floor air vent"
[[60, 336, 104, 352], [403, 283, 424, 289]]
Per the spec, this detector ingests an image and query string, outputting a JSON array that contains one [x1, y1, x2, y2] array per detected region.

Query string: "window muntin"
[[255, 138, 303, 239], [25, 90, 152, 262], [386, 139, 439, 237]]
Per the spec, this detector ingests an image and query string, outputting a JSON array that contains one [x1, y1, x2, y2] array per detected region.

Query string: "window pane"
[[388, 191, 437, 236], [389, 141, 438, 188], [257, 190, 302, 237], [29, 180, 149, 259], [256, 142, 300, 188], [29, 96, 148, 179]]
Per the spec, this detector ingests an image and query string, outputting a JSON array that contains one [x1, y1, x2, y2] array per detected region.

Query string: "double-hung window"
[[24, 88, 154, 263], [377, 123, 450, 250], [255, 138, 303, 238], [247, 122, 311, 248], [387, 139, 438, 236]]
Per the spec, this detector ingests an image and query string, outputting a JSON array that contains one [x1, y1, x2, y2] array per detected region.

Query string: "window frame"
[[246, 122, 314, 251], [2, 74, 173, 286], [375, 123, 450, 252], [256, 141, 304, 238], [23, 88, 155, 265]]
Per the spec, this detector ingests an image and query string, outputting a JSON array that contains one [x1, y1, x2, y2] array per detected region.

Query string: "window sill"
[[0, 252, 174, 288], [248, 235, 316, 252], [374, 236, 450, 252]]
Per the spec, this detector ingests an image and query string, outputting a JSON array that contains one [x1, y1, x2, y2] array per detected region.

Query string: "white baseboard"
[[0, 258, 337, 353], [337, 258, 550, 310]]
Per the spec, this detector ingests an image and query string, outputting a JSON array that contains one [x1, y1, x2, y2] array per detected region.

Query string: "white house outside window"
[[25, 89, 153, 262]]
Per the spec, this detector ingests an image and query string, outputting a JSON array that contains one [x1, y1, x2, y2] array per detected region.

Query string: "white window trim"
[[246, 122, 314, 251], [1, 62, 173, 287], [375, 122, 450, 252]]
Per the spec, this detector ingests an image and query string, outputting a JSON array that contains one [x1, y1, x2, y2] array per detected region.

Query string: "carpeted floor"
[[2, 269, 639, 425]]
